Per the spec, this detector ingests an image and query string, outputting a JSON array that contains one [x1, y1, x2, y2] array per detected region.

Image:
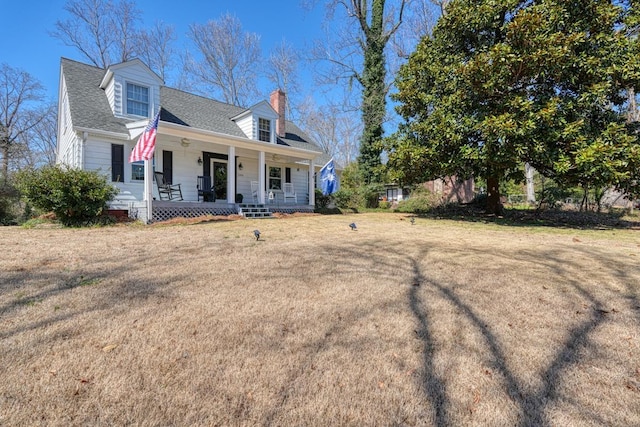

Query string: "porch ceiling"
[[158, 121, 320, 161]]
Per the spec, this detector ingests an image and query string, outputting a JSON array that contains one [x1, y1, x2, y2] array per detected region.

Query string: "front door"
[[212, 161, 227, 201]]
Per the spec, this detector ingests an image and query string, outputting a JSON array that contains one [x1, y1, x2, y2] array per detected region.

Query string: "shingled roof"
[[61, 57, 329, 163]]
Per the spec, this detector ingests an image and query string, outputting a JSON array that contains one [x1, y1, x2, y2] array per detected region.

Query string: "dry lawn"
[[1, 213, 639, 426]]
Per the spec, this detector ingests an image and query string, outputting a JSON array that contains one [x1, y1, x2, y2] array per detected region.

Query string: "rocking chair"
[[154, 171, 183, 201], [197, 175, 215, 202]]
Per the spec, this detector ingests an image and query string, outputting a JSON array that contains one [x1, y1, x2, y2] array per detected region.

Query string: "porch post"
[[258, 151, 266, 204], [308, 159, 315, 207], [227, 145, 236, 203], [144, 158, 153, 223]]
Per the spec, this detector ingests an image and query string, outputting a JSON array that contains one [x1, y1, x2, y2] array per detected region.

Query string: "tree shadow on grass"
[[309, 236, 637, 425], [404, 241, 635, 426], [0, 249, 178, 342]]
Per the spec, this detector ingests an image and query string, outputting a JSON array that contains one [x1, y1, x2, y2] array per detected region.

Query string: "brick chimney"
[[270, 89, 286, 138]]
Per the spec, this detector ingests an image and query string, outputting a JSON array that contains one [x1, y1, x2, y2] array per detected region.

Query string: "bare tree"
[[50, 0, 141, 68], [186, 14, 261, 106], [25, 103, 58, 168], [136, 21, 177, 82], [267, 39, 301, 120], [0, 64, 46, 185], [112, 0, 140, 63], [298, 97, 362, 166], [390, 0, 438, 59]]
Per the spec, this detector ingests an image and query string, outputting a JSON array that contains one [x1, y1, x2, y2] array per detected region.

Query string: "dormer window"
[[258, 118, 271, 142], [126, 83, 149, 117]]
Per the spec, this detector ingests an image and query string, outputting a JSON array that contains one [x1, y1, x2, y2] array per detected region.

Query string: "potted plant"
[[235, 193, 244, 203]]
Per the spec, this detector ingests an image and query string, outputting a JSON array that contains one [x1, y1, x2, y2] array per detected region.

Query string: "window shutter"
[[285, 167, 291, 183], [111, 144, 124, 182], [163, 150, 173, 184]]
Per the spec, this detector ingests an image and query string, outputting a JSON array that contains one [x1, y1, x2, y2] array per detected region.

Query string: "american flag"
[[129, 110, 160, 163]]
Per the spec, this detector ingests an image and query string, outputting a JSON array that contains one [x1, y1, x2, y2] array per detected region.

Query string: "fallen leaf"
[[572, 237, 581, 243], [625, 379, 640, 392], [378, 381, 385, 389], [102, 344, 118, 352]]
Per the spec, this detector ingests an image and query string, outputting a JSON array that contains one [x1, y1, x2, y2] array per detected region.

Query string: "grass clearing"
[[1, 212, 639, 425]]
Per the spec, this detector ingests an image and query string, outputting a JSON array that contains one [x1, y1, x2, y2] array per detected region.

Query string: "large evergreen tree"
[[358, 0, 391, 184], [388, 0, 640, 213]]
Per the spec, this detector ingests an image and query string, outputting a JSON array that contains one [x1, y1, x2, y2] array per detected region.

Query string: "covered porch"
[[124, 121, 320, 223]]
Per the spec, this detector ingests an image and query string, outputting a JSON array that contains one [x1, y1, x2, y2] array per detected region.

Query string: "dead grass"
[[1, 212, 639, 426]]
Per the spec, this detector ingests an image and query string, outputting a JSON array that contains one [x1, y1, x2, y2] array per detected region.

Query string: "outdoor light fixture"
[[238, 162, 243, 170], [197, 156, 203, 166], [181, 138, 190, 147]]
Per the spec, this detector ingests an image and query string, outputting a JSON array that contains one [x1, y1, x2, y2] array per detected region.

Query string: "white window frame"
[[130, 151, 154, 182], [258, 118, 271, 142], [269, 166, 282, 190], [126, 82, 150, 117]]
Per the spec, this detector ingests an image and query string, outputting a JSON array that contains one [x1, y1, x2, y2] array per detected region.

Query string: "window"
[[258, 118, 271, 142], [131, 161, 145, 181], [130, 151, 154, 181], [269, 166, 281, 190], [111, 144, 124, 182], [126, 83, 149, 117]]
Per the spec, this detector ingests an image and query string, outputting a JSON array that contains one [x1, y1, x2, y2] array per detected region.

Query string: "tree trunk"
[[358, 0, 387, 184], [525, 163, 536, 203], [1, 144, 9, 186], [486, 176, 503, 215]]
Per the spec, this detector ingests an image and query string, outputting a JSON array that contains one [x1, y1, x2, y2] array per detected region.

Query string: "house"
[[56, 57, 334, 223], [383, 177, 475, 205]]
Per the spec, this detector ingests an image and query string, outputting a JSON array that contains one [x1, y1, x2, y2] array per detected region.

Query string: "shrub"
[[0, 184, 20, 225], [15, 166, 118, 226], [362, 183, 383, 208], [378, 201, 391, 209], [333, 188, 362, 210], [315, 188, 332, 209], [395, 186, 440, 213]]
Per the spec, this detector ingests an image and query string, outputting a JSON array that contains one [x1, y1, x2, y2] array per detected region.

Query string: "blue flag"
[[319, 159, 339, 195]]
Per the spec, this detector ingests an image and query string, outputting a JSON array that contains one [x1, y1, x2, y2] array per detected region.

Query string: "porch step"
[[238, 203, 272, 219]]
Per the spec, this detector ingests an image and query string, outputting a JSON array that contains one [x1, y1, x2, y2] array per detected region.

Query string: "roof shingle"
[[61, 57, 326, 158]]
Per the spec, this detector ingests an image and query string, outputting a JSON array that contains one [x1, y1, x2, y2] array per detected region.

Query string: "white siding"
[[83, 136, 145, 201], [56, 76, 82, 168], [104, 74, 117, 115], [235, 115, 253, 139], [234, 102, 278, 142], [107, 62, 161, 118]]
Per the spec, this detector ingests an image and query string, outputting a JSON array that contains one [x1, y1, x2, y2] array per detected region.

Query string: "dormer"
[[231, 100, 279, 143], [99, 59, 163, 119]]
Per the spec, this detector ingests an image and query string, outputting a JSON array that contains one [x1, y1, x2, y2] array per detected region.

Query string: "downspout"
[[80, 131, 88, 168]]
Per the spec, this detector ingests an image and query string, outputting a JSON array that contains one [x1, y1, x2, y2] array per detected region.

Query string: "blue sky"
[[0, 0, 326, 101]]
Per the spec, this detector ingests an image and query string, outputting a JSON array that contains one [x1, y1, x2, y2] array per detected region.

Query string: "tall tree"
[[0, 64, 46, 185], [50, 0, 175, 80], [311, 0, 408, 184], [298, 97, 362, 166], [136, 21, 177, 82], [186, 14, 261, 106], [50, 0, 141, 68], [388, 0, 640, 214], [24, 103, 58, 168], [267, 39, 301, 120]]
